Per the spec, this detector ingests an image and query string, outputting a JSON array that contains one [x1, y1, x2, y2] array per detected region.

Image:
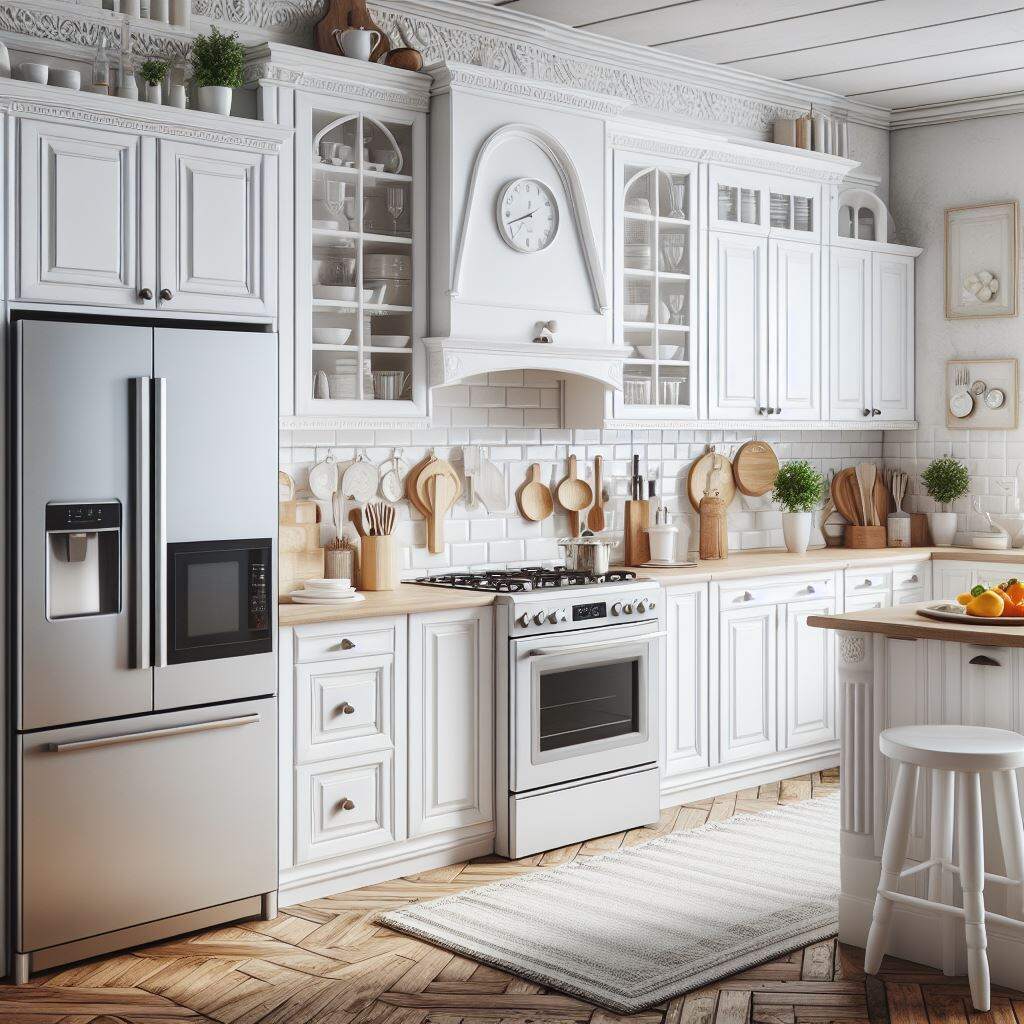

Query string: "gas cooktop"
[[411, 567, 638, 593]]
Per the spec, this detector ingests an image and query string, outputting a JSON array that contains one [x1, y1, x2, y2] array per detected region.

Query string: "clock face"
[[496, 178, 560, 253]]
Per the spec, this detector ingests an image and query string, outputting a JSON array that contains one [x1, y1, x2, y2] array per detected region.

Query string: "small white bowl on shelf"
[[312, 328, 353, 345], [970, 532, 1011, 550], [371, 335, 411, 348], [315, 286, 373, 302], [634, 344, 683, 361]]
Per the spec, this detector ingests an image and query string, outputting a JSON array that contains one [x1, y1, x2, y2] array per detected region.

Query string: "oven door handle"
[[153, 377, 168, 668], [527, 631, 666, 658]]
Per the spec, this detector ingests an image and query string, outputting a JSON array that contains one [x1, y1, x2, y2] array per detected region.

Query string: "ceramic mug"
[[19, 62, 48, 85], [335, 28, 381, 61]]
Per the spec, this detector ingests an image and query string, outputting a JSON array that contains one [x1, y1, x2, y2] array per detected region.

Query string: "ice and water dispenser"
[[45, 501, 121, 620]]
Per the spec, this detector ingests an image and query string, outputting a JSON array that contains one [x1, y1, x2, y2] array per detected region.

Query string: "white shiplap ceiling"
[[484, 0, 1024, 112]]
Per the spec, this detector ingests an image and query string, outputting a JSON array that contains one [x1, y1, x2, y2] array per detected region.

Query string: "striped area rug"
[[380, 794, 839, 1013]]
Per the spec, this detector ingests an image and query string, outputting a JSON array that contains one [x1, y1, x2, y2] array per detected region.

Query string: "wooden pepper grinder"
[[698, 454, 729, 560]]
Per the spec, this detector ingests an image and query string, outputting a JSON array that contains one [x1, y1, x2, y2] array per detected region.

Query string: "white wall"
[[884, 115, 1024, 531]]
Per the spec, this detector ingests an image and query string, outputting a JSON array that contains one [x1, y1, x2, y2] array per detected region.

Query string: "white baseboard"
[[659, 749, 839, 808]]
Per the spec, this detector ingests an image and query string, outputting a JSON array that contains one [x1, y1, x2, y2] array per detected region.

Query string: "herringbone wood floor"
[[2, 768, 1020, 1024]]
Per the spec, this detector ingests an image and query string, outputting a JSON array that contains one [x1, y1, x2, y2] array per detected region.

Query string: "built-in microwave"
[[166, 538, 272, 664]]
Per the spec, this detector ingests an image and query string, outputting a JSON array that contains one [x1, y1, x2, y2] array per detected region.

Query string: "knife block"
[[846, 525, 887, 549], [624, 500, 651, 566]]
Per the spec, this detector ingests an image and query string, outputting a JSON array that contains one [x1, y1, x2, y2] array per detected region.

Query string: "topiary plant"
[[922, 456, 969, 509], [189, 26, 245, 90], [772, 460, 824, 514], [140, 59, 168, 86]]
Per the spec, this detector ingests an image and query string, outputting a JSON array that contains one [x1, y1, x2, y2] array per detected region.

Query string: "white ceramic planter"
[[928, 511, 958, 547], [198, 85, 232, 115], [782, 511, 813, 554], [145, 82, 162, 104]]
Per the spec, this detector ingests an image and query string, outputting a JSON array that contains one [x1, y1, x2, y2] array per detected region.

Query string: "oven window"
[[538, 658, 640, 751], [186, 561, 241, 638]]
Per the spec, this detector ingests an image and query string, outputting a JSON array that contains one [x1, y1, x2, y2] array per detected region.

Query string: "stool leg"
[[928, 768, 957, 975], [958, 770, 990, 1012], [865, 761, 919, 974], [992, 770, 1024, 920]]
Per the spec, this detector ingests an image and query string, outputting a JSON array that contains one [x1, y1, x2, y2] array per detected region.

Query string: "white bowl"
[[315, 286, 373, 302], [19, 63, 48, 85], [372, 335, 410, 348], [49, 68, 80, 90], [312, 328, 353, 345], [971, 533, 1011, 550]]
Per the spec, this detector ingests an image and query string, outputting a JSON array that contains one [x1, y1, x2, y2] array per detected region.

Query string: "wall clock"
[[495, 177, 560, 253]]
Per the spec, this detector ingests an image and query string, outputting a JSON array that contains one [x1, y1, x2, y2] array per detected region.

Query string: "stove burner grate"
[[412, 566, 638, 592]]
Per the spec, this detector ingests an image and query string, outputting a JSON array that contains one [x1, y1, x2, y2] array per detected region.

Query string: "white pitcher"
[[335, 27, 381, 61]]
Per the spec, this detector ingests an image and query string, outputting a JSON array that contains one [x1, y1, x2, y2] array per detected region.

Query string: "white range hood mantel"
[[425, 338, 629, 389]]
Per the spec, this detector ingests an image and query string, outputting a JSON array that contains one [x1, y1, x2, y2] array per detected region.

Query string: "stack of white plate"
[[290, 578, 366, 605]]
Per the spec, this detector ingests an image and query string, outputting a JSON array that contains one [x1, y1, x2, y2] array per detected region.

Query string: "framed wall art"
[[945, 200, 1019, 318]]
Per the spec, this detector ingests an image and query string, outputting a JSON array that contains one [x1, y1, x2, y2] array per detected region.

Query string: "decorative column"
[[839, 631, 874, 836]]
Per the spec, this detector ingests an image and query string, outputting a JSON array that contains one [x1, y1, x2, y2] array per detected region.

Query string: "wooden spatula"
[[425, 474, 456, 555], [518, 464, 553, 522], [557, 455, 593, 539], [587, 455, 606, 533]]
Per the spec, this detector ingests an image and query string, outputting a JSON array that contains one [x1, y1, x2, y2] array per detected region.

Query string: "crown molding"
[[889, 93, 1024, 130]]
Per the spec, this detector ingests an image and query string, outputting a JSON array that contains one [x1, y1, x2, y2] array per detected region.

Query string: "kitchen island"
[[808, 603, 1024, 991]]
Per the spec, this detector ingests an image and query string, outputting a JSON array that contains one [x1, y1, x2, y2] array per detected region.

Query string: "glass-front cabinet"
[[612, 151, 699, 420], [294, 92, 427, 422]]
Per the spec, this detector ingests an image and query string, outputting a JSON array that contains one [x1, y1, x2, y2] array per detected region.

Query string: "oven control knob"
[[533, 610, 547, 626], [517, 613, 531, 629], [636, 599, 648, 614], [611, 602, 623, 616], [548, 609, 567, 624], [623, 603, 635, 615]]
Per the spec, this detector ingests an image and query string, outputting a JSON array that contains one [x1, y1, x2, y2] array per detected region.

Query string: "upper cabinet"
[[14, 101, 285, 316], [709, 166, 821, 242]]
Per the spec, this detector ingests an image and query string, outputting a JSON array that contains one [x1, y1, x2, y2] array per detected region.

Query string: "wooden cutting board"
[[687, 451, 736, 511], [314, 0, 391, 59], [733, 440, 779, 497], [832, 467, 889, 526], [405, 455, 432, 518]]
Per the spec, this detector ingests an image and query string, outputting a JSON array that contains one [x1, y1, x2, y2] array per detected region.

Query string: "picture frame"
[[945, 200, 1019, 318]]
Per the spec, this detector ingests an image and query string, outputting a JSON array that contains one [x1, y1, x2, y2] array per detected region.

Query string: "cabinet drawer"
[[894, 588, 926, 606], [719, 575, 833, 609], [295, 654, 394, 763], [893, 566, 927, 592], [294, 749, 401, 863], [845, 570, 890, 595], [295, 617, 401, 664]]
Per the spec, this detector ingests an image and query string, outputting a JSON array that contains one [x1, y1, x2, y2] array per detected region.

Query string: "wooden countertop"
[[278, 546, 1024, 627], [807, 601, 1024, 647]]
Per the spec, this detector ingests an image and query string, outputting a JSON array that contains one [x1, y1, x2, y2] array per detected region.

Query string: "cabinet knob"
[[335, 638, 355, 651], [872, 408, 881, 416], [338, 702, 356, 715], [138, 287, 153, 301], [337, 798, 356, 811], [738, 591, 754, 602], [774, 407, 782, 415], [757, 407, 766, 415], [862, 408, 871, 417], [160, 288, 174, 301], [806, 585, 816, 594]]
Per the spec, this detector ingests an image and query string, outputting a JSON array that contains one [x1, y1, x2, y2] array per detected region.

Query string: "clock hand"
[[505, 206, 538, 226]]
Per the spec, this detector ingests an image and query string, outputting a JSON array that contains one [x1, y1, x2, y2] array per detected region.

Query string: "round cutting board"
[[733, 440, 779, 497], [687, 451, 736, 511]]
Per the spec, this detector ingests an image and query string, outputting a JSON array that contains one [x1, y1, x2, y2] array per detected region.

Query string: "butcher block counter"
[[809, 600, 1024, 991], [278, 583, 495, 626]]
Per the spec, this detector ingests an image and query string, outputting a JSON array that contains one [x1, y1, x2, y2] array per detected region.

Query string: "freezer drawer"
[[19, 698, 276, 953]]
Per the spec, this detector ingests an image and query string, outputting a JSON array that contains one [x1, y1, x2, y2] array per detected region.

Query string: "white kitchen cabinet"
[[158, 141, 276, 316], [718, 603, 777, 763], [769, 238, 821, 421], [828, 247, 871, 421], [708, 232, 767, 420], [872, 252, 915, 421], [407, 607, 494, 837], [663, 584, 710, 780], [782, 597, 836, 750], [18, 120, 151, 307]]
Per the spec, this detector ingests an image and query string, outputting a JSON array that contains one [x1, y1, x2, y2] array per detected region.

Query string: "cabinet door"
[[158, 140, 276, 315], [709, 167, 767, 234], [18, 120, 152, 307], [770, 238, 821, 420], [708, 232, 768, 419], [932, 563, 973, 602], [664, 584, 710, 779], [782, 598, 836, 750], [408, 608, 493, 836], [718, 604, 777, 763], [829, 247, 872, 422], [872, 253, 915, 421]]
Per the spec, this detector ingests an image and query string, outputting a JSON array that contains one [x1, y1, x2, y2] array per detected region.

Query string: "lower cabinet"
[[783, 597, 837, 750], [663, 584, 711, 780]]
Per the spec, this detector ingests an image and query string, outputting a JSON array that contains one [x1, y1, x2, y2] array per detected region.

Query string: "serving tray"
[[917, 603, 1024, 626]]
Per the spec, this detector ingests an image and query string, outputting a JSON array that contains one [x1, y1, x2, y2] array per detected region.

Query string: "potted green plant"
[[140, 58, 168, 105], [922, 456, 969, 546], [189, 26, 245, 115], [772, 460, 824, 554]]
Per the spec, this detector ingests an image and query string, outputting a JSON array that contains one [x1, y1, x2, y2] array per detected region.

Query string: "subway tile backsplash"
[[281, 373, 885, 577]]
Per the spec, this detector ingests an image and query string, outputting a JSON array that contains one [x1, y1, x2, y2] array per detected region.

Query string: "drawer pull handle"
[[338, 702, 356, 715], [806, 585, 816, 594], [908, 575, 919, 583], [859, 579, 872, 588], [737, 591, 754, 602], [335, 639, 356, 651], [969, 655, 1002, 668], [338, 798, 356, 811]]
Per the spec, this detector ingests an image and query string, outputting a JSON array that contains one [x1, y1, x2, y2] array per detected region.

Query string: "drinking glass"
[[667, 294, 687, 326], [385, 186, 405, 236], [323, 179, 347, 226], [333, 257, 356, 286], [661, 233, 686, 271], [668, 181, 687, 218]]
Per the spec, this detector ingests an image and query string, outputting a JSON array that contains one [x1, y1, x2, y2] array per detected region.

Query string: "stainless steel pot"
[[558, 532, 614, 575]]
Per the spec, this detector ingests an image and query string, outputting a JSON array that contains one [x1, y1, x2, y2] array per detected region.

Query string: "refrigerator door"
[[18, 697, 276, 953], [17, 320, 154, 731], [153, 328, 277, 710]]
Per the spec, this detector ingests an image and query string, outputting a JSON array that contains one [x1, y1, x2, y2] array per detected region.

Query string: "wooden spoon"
[[518, 464, 554, 522], [587, 455, 606, 533], [855, 463, 877, 526], [556, 455, 593, 538]]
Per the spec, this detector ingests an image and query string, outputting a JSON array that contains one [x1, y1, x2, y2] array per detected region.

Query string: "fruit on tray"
[[959, 579, 1024, 617], [965, 588, 1004, 617]]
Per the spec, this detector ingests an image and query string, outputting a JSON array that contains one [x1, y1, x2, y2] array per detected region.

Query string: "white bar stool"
[[865, 724, 1024, 1011]]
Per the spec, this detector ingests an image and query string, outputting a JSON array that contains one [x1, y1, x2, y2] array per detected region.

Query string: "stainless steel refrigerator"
[[9, 318, 279, 982]]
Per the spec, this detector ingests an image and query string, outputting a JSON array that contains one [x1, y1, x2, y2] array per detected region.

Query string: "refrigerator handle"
[[153, 377, 168, 669], [133, 377, 151, 670]]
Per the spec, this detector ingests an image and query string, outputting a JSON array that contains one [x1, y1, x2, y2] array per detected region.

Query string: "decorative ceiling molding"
[[889, 93, 1024, 131]]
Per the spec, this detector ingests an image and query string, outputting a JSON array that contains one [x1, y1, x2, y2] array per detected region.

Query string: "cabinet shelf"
[[624, 268, 690, 281], [313, 227, 413, 246], [623, 321, 690, 332], [314, 161, 413, 184], [624, 212, 691, 227], [314, 344, 413, 355], [313, 300, 413, 314], [625, 358, 690, 367]]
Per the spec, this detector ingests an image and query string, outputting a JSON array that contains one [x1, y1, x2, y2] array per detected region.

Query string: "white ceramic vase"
[[782, 511, 813, 554], [928, 511, 958, 547], [145, 81, 162, 104], [198, 85, 231, 115], [166, 83, 186, 108]]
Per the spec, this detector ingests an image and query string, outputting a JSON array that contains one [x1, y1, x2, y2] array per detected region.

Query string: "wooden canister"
[[624, 500, 651, 566], [360, 536, 398, 591], [698, 495, 728, 560], [845, 525, 887, 549]]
